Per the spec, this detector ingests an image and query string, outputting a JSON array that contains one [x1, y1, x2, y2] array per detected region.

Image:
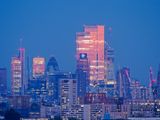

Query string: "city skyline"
[[0, 0, 160, 86], [0, 1, 160, 119]]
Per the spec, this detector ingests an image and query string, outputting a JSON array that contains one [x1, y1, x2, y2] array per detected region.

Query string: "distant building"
[[130, 80, 141, 100], [116, 67, 132, 99], [19, 48, 25, 94], [46, 56, 59, 75], [57, 104, 90, 120], [76, 25, 106, 85], [11, 47, 25, 95], [130, 99, 160, 118], [7, 95, 31, 117], [130, 80, 150, 100], [60, 78, 77, 119], [46, 71, 75, 105], [11, 57, 22, 95], [32, 57, 45, 78], [139, 86, 150, 100], [29, 102, 41, 118], [88, 98, 130, 120], [149, 66, 158, 100], [105, 43, 115, 81], [40, 104, 61, 118], [76, 53, 89, 98], [28, 77, 47, 101], [157, 65, 160, 99], [105, 42, 116, 97], [0, 68, 7, 95], [46, 56, 60, 103], [84, 93, 107, 104]]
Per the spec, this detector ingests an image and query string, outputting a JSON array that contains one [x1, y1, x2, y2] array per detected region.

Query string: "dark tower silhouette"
[[46, 56, 60, 104], [116, 67, 132, 99], [149, 66, 158, 100], [46, 56, 60, 75], [76, 53, 89, 99], [157, 65, 160, 99]]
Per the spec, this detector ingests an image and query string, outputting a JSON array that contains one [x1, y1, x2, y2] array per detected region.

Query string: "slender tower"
[[11, 57, 22, 95], [116, 67, 132, 99], [19, 39, 25, 94], [149, 66, 157, 100], [157, 65, 160, 99], [11, 40, 25, 95], [105, 27, 116, 97]]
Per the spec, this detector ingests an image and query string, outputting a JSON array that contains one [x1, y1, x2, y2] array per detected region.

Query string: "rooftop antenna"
[[106, 26, 112, 49], [108, 26, 112, 40], [20, 38, 23, 48]]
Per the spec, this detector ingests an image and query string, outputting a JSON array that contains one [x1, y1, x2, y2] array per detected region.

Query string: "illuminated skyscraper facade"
[[11, 57, 22, 95], [76, 25, 105, 85], [11, 47, 26, 95], [19, 48, 25, 94], [32, 57, 45, 78]]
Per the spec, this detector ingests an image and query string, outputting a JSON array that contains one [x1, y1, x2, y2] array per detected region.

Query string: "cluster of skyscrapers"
[[0, 25, 160, 120]]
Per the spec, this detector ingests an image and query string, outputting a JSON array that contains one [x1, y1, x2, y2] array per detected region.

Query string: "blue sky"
[[0, 0, 160, 85]]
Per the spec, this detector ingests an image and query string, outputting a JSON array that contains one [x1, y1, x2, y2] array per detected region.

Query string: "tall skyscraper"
[[46, 56, 59, 75], [105, 27, 115, 82], [11, 46, 26, 95], [19, 47, 25, 94], [76, 25, 105, 85], [116, 67, 132, 99], [105, 43, 116, 97], [46, 56, 60, 103], [11, 57, 22, 95], [76, 53, 89, 97], [105, 45, 115, 81], [32, 57, 45, 78], [27, 57, 46, 101], [0, 68, 7, 95]]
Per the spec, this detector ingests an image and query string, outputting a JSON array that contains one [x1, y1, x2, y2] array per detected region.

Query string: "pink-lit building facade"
[[11, 48, 25, 95], [32, 57, 45, 78], [11, 57, 22, 95], [76, 25, 106, 85]]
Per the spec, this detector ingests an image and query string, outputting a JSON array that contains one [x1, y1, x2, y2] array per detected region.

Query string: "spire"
[[157, 64, 160, 85], [149, 66, 154, 82], [20, 38, 23, 48]]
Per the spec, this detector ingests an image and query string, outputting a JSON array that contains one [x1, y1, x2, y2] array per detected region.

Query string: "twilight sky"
[[0, 0, 160, 85]]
